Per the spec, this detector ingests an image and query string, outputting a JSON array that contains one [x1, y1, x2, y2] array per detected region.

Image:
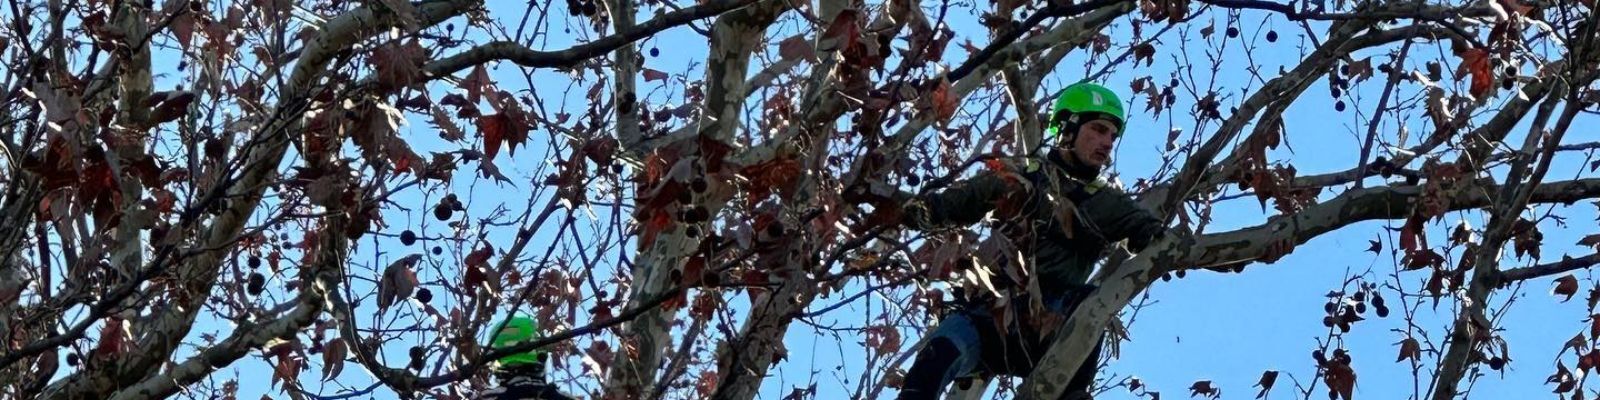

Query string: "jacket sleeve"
[[898, 171, 1018, 230], [1096, 189, 1166, 252]]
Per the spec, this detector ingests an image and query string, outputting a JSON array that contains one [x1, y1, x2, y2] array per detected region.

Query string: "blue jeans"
[[898, 286, 1103, 399]]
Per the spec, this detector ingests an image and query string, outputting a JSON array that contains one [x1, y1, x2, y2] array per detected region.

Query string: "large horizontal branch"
[[945, 0, 1124, 81], [1184, 178, 1600, 269], [1501, 252, 1600, 283], [1198, 0, 1497, 21], [1197, 0, 1493, 48], [422, 0, 760, 76], [1017, 178, 1600, 399], [1200, 0, 1496, 50]]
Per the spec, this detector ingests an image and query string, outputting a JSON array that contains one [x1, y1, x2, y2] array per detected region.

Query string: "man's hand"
[[1259, 237, 1297, 264]]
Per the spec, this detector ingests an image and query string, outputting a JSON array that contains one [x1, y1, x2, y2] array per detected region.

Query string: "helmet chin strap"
[[1039, 138, 1104, 181], [1040, 113, 1082, 154], [1044, 111, 1117, 177]]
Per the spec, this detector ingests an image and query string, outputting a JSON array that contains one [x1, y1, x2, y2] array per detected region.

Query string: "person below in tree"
[[476, 316, 576, 400], [894, 81, 1295, 399]]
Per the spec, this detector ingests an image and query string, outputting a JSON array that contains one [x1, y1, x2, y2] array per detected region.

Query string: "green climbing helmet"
[[487, 316, 543, 368], [1046, 81, 1126, 144]]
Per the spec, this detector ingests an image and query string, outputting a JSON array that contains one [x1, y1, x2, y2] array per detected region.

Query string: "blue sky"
[[46, 1, 1600, 399]]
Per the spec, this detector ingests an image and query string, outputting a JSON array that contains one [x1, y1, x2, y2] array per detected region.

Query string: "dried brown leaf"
[[429, 106, 466, 143], [1133, 42, 1157, 66], [1579, 234, 1600, 249], [321, 339, 347, 381], [1347, 58, 1375, 83], [1189, 380, 1219, 399], [1254, 370, 1278, 399], [94, 318, 130, 359], [928, 78, 958, 123], [460, 65, 493, 105], [779, 34, 815, 62], [378, 254, 423, 310], [1325, 362, 1356, 400], [1397, 337, 1421, 362], [1566, 333, 1589, 356], [643, 68, 670, 82], [1557, 275, 1580, 302], [372, 40, 427, 90]]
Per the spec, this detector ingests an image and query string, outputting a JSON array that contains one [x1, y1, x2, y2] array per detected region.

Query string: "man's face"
[[1068, 119, 1119, 169]]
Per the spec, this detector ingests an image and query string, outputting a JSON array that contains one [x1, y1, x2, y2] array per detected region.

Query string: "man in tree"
[[476, 316, 576, 400], [895, 82, 1292, 399]]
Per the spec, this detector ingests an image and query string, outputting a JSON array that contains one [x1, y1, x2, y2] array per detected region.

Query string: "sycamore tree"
[[3, 0, 1600, 399]]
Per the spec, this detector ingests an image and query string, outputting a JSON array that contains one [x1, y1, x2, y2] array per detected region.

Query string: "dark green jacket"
[[901, 151, 1165, 300]]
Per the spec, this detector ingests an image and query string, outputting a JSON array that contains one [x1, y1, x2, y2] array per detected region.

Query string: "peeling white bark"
[[107, 189, 351, 400], [606, 1, 790, 397]]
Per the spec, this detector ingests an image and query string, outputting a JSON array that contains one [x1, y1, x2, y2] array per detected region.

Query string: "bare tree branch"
[[105, 180, 353, 400], [36, 1, 481, 398], [420, 0, 763, 77], [1500, 253, 1600, 283]]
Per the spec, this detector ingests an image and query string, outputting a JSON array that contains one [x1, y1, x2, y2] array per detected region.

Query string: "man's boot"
[[897, 339, 962, 400]]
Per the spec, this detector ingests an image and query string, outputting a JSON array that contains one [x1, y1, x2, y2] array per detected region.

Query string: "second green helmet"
[[1046, 81, 1125, 143], [487, 316, 543, 368]]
